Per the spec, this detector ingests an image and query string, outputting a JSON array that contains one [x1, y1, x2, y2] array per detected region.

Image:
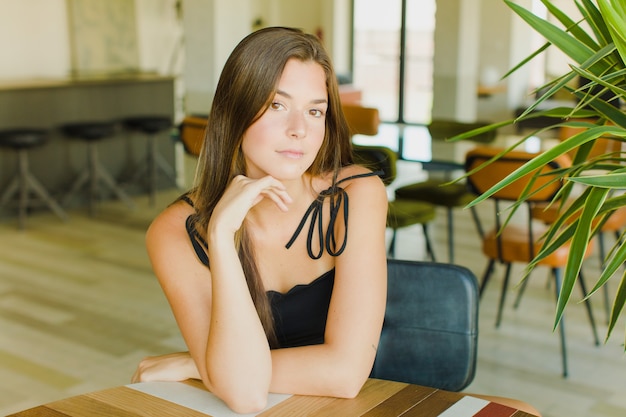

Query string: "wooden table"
[[9, 378, 536, 416]]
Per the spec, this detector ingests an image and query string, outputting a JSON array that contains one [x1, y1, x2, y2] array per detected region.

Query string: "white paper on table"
[[437, 395, 490, 417], [127, 381, 292, 416]]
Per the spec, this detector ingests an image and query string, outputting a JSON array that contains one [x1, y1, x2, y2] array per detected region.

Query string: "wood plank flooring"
[[0, 161, 625, 416]]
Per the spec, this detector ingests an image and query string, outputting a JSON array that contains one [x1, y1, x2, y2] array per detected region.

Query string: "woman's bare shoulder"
[[147, 197, 195, 244], [337, 164, 386, 195]]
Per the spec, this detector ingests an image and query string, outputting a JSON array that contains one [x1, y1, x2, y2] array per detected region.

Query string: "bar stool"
[[122, 115, 177, 205], [0, 128, 68, 228], [61, 121, 135, 215]]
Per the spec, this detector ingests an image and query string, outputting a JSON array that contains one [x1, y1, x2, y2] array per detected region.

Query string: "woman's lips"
[[277, 150, 304, 159]]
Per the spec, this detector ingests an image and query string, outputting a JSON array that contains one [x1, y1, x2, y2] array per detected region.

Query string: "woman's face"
[[242, 59, 328, 181]]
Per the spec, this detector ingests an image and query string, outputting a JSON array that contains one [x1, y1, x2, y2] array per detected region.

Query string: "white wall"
[[135, 0, 183, 75], [181, 0, 254, 115], [0, 0, 71, 78], [0, 0, 180, 80]]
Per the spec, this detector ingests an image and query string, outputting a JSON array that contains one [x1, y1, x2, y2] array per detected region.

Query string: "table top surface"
[[9, 378, 537, 417]]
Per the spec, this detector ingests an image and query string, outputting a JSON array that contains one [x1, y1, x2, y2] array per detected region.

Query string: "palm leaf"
[[506, 0, 594, 65], [578, 0, 612, 45], [570, 172, 626, 187], [554, 187, 607, 329], [608, 269, 626, 343], [466, 0, 626, 343], [466, 126, 623, 207], [597, 0, 626, 64]]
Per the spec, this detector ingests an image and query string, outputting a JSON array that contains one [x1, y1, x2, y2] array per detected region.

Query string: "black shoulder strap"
[[285, 170, 383, 258]]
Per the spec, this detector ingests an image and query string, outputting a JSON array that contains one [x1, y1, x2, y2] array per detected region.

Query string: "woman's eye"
[[309, 109, 325, 118], [270, 102, 284, 110]]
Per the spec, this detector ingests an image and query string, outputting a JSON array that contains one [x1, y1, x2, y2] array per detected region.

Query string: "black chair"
[[371, 259, 479, 391], [353, 144, 437, 260], [394, 119, 494, 263], [61, 121, 135, 215], [0, 128, 68, 228], [122, 115, 177, 205]]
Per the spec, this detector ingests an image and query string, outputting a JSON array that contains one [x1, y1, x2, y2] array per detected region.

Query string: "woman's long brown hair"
[[191, 27, 353, 348]]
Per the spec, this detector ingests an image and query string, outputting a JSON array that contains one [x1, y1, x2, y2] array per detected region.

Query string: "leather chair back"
[[352, 144, 397, 186], [371, 259, 479, 392], [178, 115, 207, 156], [465, 146, 571, 203], [342, 103, 380, 136]]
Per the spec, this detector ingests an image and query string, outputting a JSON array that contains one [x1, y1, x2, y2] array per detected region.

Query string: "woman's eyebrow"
[[276, 89, 328, 105]]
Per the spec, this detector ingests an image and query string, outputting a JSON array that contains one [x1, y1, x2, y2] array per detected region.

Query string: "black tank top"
[[183, 171, 380, 348]]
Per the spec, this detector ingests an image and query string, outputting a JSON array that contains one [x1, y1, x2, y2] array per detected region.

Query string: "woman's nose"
[[286, 111, 306, 138]]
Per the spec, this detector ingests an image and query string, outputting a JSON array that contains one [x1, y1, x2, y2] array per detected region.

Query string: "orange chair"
[[178, 115, 207, 157], [531, 122, 625, 322], [465, 146, 600, 377]]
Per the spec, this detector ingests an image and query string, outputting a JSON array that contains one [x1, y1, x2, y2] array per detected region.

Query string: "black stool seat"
[[0, 128, 67, 228], [61, 121, 134, 214], [122, 115, 177, 205], [62, 122, 116, 141], [123, 116, 172, 134], [0, 128, 48, 149]]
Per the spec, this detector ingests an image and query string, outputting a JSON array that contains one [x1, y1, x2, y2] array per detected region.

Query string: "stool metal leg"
[[64, 142, 135, 214], [0, 149, 67, 228], [130, 133, 177, 205], [18, 151, 28, 229], [90, 142, 135, 211]]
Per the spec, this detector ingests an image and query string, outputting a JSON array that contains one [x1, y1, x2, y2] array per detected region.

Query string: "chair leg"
[[495, 262, 512, 328], [479, 259, 495, 298], [513, 274, 531, 309], [597, 230, 622, 325], [577, 271, 600, 346], [470, 205, 484, 239], [552, 268, 569, 378], [422, 224, 436, 262], [388, 229, 397, 258], [446, 207, 454, 263]]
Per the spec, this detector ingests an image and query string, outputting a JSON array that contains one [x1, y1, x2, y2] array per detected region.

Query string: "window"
[[352, 0, 436, 124]]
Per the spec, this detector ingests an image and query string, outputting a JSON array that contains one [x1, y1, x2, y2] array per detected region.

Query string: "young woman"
[[132, 26, 541, 417], [131, 27, 389, 413]]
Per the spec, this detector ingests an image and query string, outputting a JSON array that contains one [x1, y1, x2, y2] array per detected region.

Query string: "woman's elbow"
[[220, 392, 268, 414], [208, 381, 268, 414], [327, 371, 369, 399]]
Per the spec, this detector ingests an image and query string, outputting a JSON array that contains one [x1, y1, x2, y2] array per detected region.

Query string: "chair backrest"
[[341, 103, 397, 186], [342, 103, 380, 136], [428, 119, 497, 144], [465, 146, 571, 203], [559, 118, 623, 161], [178, 115, 207, 157], [371, 259, 479, 392], [352, 144, 398, 186]]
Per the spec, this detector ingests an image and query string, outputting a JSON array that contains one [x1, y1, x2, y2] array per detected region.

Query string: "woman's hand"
[[209, 175, 293, 236], [131, 352, 200, 383]]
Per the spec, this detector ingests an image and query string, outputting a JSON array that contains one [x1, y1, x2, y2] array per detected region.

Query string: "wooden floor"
[[1, 161, 625, 416]]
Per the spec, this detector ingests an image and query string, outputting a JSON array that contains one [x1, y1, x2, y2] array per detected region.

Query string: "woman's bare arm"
[[268, 169, 388, 397]]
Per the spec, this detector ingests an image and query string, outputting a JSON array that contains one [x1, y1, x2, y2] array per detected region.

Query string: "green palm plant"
[[453, 0, 626, 344]]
